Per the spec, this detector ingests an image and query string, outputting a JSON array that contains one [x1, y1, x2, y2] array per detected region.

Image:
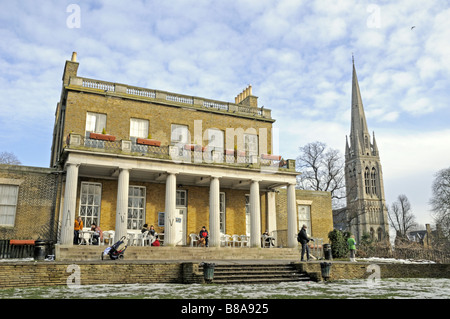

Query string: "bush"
[[328, 229, 350, 258]]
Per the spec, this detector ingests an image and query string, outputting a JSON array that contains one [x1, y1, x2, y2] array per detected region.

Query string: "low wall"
[[0, 261, 449, 289], [0, 261, 203, 289], [295, 262, 450, 281]]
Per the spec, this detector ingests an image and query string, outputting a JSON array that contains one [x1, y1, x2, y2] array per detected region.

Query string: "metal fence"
[[0, 240, 35, 259]]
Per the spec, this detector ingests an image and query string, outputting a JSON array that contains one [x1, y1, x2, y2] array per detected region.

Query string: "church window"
[[371, 168, 377, 196], [364, 167, 370, 194]]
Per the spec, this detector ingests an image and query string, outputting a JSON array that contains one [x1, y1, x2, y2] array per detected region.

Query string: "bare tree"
[[429, 167, 450, 238], [388, 194, 416, 239], [0, 151, 21, 165], [296, 141, 346, 208]]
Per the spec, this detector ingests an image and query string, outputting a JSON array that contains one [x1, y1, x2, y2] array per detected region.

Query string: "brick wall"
[[62, 91, 274, 155], [0, 165, 61, 240], [276, 189, 333, 245]]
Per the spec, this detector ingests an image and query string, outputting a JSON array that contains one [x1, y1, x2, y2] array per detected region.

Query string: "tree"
[[0, 151, 21, 165], [429, 167, 450, 238], [296, 141, 346, 208], [388, 194, 416, 239]]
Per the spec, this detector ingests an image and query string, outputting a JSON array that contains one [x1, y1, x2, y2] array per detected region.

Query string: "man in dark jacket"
[[199, 226, 209, 247], [297, 224, 313, 261]]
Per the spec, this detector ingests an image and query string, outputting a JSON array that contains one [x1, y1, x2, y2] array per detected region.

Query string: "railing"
[[0, 240, 34, 259], [70, 76, 271, 119], [66, 134, 295, 171]]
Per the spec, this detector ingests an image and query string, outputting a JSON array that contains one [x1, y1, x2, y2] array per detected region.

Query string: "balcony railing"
[[69, 76, 272, 120], [65, 133, 295, 172]]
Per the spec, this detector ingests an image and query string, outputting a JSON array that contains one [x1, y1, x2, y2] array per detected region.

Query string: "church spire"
[[350, 60, 371, 156]]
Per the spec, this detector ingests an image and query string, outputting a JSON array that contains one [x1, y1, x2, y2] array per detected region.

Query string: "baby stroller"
[[102, 236, 127, 260]]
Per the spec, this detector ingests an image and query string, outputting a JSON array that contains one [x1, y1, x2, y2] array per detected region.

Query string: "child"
[[347, 235, 357, 262]]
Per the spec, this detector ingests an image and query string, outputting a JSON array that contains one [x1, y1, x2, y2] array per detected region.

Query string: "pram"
[[101, 236, 127, 260]]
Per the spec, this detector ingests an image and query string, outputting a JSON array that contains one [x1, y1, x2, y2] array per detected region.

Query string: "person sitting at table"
[[199, 226, 209, 247], [141, 224, 149, 233], [262, 230, 274, 247], [148, 225, 157, 237], [90, 223, 103, 245]]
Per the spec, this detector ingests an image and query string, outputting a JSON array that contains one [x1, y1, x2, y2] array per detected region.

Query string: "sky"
[[1, 0, 449, 228]]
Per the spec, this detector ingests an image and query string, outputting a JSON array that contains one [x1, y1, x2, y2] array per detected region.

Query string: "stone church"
[[343, 60, 390, 243]]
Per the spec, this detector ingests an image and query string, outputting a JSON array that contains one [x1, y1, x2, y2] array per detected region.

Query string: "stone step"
[[199, 263, 310, 284]]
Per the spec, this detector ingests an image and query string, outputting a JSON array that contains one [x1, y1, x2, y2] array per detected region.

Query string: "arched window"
[[364, 167, 370, 194], [371, 167, 377, 196], [370, 227, 375, 241], [377, 228, 383, 241]]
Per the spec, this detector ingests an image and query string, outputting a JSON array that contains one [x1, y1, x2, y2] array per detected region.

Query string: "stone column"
[[250, 180, 261, 248], [164, 172, 177, 246], [209, 176, 221, 247], [287, 183, 298, 248], [266, 191, 277, 243], [115, 168, 130, 243], [60, 163, 79, 245]]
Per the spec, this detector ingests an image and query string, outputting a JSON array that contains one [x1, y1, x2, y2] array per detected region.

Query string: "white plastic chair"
[[133, 232, 147, 246], [189, 233, 199, 247], [231, 234, 241, 247], [240, 235, 250, 248], [220, 234, 231, 247]]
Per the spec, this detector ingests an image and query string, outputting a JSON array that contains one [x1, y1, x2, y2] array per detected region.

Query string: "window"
[[371, 168, 377, 196], [85, 112, 106, 133], [130, 118, 149, 138], [364, 167, 370, 195], [127, 186, 146, 230], [297, 205, 311, 233], [79, 182, 102, 228], [158, 212, 165, 227], [219, 192, 226, 234], [245, 195, 250, 236], [244, 133, 258, 162], [0, 184, 19, 226], [207, 129, 224, 151], [176, 190, 187, 207], [171, 124, 189, 144]]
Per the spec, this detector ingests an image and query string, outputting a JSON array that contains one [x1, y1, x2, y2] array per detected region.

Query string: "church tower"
[[345, 59, 389, 243]]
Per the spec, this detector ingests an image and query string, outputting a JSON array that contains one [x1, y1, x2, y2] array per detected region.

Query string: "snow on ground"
[[1, 278, 449, 299]]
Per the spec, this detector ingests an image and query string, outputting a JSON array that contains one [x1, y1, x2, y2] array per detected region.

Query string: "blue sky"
[[1, 0, 449, 227]]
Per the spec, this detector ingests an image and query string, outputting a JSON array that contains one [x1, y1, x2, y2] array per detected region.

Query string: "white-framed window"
[[245, 194, 250, 236], [0, 184, 19, 226], [244, 133, 258, 159], [128, 186, 146, 230], [85, 112, 107, 133], [176, 190, 187, 207], [219, 192, 226, 234], [207, 129, 224, 152], [79, 182, 102, 228], [130, 118, 149, 138], [171, 124, 189, 144], [298, 205, 311, 233]]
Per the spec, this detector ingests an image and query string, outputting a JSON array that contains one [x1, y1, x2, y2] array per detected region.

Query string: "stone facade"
[[275, 189, 333, 245], [0, 165, 60, 240]]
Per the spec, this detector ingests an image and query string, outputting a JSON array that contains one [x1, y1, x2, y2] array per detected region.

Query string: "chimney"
[[62, 51, 79, 86], [235, 85, 258, 108]]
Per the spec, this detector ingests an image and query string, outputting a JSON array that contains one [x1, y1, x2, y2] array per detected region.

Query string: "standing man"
[[297, 224, 313, 261], [74, 216, 83, 245]]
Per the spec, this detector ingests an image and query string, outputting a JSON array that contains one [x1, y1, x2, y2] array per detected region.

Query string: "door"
[[174, 208, 187, 245]]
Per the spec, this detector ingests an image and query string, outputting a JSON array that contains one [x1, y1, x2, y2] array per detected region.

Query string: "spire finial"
[[352, 52, 354, 64]]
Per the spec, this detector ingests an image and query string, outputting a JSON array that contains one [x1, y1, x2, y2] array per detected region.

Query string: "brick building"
[[0, 165, 60, 240], [51, 52, 301, 248]]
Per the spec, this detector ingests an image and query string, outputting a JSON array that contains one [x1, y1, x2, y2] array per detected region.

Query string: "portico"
[[58, 148, 299, 248]]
